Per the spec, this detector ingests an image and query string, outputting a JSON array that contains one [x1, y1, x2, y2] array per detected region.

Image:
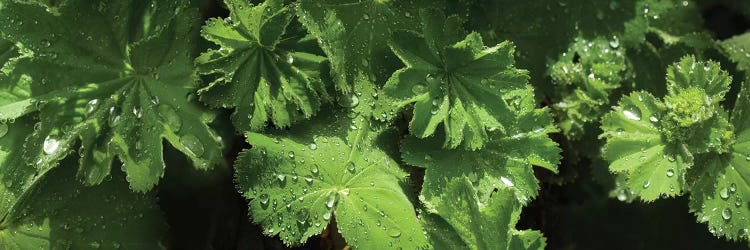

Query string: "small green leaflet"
[[196, 0, 330, 131], [235, 111, 427, 248], [378, 10, 534, 150], [0, 0, 222, 191], [550, 37, 629, 140], [420, 178, 546, 250], [402, 108, 560, 206], [0, 118, 166, 249]]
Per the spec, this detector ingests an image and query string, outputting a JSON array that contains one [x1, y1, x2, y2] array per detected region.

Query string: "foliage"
[[0, 0, 748, 249]]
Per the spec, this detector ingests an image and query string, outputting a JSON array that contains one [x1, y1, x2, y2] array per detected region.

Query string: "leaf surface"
[[235, 111, 427, 248], [0, 0, 222, 191]]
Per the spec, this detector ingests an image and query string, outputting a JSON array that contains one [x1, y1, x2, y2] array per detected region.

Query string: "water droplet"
[[286, 54, 294, 64], [500, 176, 514, 187], [387, 228, 401, 238], [40, 39, 51, 47], [729, 183, 737, 193], [642, 181, 650, 189], [132, 107, 143, 119], [85, 99, 99, 114], [666, 169, 674, 177], [720, 188, 730, 200], [277, 174, 286, 182], [622, 109, 641, 121], [323, 211, 331, 220], [296, 209, 309, 224], [338, 93, 359, 108], [639, 156, 647, 162], [347, 162, 356, 173], [325, 193, 337, 208], [43, 135, 61, 155], [311, 164, 320, 175], [308, 143, 318, 150], [288, 151, 295, 159], [649, 116, 658, 122], [259, 194, 269, 205], [722, 208, 732, 220], [180, 135, 204, 157], [304, 177, 313, 184], [735, 197, 743, 207]]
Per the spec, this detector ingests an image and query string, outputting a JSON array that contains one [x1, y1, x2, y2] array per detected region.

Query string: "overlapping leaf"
[[377, 10, 534, 150], [601, 56, 734, 201], [0, 118, 166, 249], [420, 178, 546, 250], [403, 108, 560, 206], [196, 0, 329, 131], [235, 111, 427, 248], [297, 0, 422, 116], [0, 0, 222, 191], [550, 37, 630, 139]]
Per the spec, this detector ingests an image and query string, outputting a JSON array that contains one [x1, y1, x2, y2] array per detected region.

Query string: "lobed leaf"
[[196, 0, 330, 131], [0, 118, 166, 249], [234, 111, 427, 248], [0, 0, 222, 191], [378, 10, 534, 150]]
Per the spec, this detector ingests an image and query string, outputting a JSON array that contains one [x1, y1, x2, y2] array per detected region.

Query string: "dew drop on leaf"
[[729, 183, 737, 193], [500, 176, 514, 187], [622, 109, 641, 121], [296, 209, 309, 224], [720, 187, 730, 200], [323, 211, 331, 220], [325, 193, 337, 208], [180, 134, 205, 157], [85, 99, 99, 114], [259, 194, 270, 205], [346, 162, 356, 173], [642, 181, 650, 189], [666, 169, 674, 177], [43, 135, 61, 155], [311, 164, 320, 175], [288, 151, 295, 159], [387, 228, 401, 238], [308, 143, 317, 150], [338, 93, 359, 108], [722, 208, 732, 220]]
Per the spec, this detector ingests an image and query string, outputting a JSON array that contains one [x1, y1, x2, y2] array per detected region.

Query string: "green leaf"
[[297, 0, 421, 116], [688, 81, 750, 241], [0, 118, 166, 249], [378, 11, 534, 150], [423, 177, 546, 250], [196, 0, 329, 131], [234, 111, 427, 248], [459, 0, 704, 98], [403, 109, 560, 205], [602, 57, 737, 201], [0, 0, 222, 191], [601, 91, 690, 201], [550, 37, 629, 139]]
